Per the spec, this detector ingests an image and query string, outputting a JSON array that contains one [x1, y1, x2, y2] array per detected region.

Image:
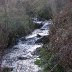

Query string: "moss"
[[34, 59, 42, 67]]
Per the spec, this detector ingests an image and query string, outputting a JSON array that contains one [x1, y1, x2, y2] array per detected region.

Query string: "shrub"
[[37, 6, 53, 20], [35, 47, 65, 72]]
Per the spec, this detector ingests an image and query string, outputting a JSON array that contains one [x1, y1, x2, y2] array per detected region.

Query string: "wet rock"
[[2, 67, 13, 72], [38, 70, 42, 72], [37, 34, 42, 37], [35, 36, 50, 44], [35, 37, 43, 43], [42, 36, 50, 44], [14, 38, 19, 45], [31, 48, 41, 55], [13, 47, 18, 49], [18, 57, 29, 60], [40, 28, 45, 30], [33, 22, 43, 28], [20, 37, 26, 41]]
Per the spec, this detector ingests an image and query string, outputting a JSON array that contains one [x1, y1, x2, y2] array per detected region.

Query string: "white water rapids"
[[1, 18, 52, 72]]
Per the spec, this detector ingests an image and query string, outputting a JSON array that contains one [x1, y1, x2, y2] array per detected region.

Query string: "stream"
[[1, 18, 52, 72]]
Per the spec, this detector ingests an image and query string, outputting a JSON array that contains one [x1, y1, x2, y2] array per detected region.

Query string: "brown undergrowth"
[[49, 2, 72, 71]]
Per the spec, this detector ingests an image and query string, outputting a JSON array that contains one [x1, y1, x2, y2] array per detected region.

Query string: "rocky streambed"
[[1, 18, 52, 72]]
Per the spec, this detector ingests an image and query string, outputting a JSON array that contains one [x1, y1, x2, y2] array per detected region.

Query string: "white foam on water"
[[12, 59, 40, 72], [26, 29, 49, 39], [1, 44, 42, 71], [33, 21, 43, 24], [1, 18, 52, 72]]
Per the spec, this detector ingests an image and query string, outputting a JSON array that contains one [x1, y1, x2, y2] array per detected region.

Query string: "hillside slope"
[[49, 2, 72, 71], [35, 1, 72, 72]]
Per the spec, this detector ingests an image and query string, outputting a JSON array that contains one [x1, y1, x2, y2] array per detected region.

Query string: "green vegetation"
[[35, 47, 65, 72], [37, 6, 52, 20], [35, 59, 42, 67]]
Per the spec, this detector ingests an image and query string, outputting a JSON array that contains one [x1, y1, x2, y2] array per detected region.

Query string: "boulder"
[[35, 36, 50, 44], [2, 67, 13, 72], [37, 34, 42, 37], [18, 57, 29, 60]]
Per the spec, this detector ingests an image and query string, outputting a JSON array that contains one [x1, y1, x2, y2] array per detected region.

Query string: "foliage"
[[0, 0, 37, 49], [35, 59, 42, 67], [35, 47, 65, 72], [37, 6, 53, 20]]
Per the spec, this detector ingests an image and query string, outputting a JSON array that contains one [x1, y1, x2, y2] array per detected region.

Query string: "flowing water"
[[1, 18, 52, 72]]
